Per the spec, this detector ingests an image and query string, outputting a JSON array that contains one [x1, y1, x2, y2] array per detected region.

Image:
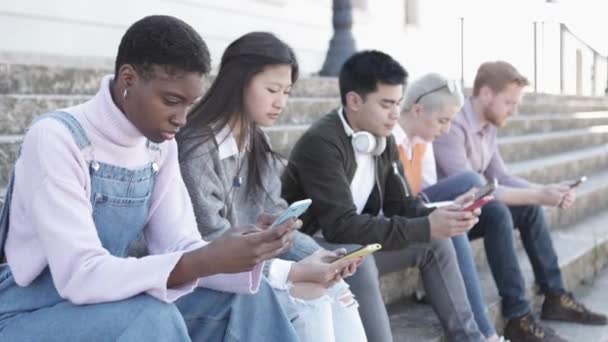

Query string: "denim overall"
[[0, 112, 298, 342]]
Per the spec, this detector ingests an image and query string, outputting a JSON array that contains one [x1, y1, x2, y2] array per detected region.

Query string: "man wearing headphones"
[[281, 50, 486, 342]]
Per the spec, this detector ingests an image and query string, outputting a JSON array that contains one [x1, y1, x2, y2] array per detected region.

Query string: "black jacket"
[[281, 109, 432, 251]]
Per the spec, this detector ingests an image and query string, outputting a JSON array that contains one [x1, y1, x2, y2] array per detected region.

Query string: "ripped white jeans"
[[275, 279, 367, 342]]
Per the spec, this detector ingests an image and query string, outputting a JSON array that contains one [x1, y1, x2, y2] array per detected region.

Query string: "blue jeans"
[[422, 171, 496, 338], [426, 172, 565, 320], [468, 201, 564, 319], [0, 277, 298, 342]]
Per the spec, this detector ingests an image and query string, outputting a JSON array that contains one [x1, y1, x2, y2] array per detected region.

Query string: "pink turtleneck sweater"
[[4, 75, 262, 305]]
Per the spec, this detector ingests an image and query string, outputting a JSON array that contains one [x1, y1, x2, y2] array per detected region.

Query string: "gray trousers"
[[316, 237, 484, 342]]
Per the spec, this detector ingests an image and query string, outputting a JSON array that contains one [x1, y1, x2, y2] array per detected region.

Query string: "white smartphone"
[[270, 199, 312, 228], [423, 201, 454, 209]]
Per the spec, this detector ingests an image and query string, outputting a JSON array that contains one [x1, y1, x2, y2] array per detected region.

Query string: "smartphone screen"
[[463, 179, 496, 212], [472, 180, 496, 202], [270, 199, 312, 228], [423, 201, 454, 209]]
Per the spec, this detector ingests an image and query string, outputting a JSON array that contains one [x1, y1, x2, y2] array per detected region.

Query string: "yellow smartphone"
[[334, 244, 382, 263]]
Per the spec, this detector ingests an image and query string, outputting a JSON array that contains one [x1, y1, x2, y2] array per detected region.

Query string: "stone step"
[[0, 94, 91, 135], [509, 145, 608, 184], [0, 138, 19, 186], [264, 125, 306, 157], [279, 98, 339, 126], [387, 301, 443, 342], [0, 95, 342, 135], [3, 102, 607, 162], [5, 62, 608, 108], [518, 94, 608, 114], [499, 126, 608, 163], [2, 122, 608, 187], [281, 108, 603, 130], [274, 111, 608, 140], [0, 63, 339, 98], [4, 90, 608, 137], [266, 122, 608, 164], [379, 168, 608, 306], [500, 112, 608, 137], [0, 63, 109, 96], [518, 104, 608, 114], [388, 210, 608, 341]]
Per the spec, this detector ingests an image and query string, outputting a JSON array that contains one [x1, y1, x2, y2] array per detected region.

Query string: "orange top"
[[397, 143, 426, 196]]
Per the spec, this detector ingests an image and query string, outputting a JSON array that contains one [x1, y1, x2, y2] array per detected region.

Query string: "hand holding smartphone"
[[463, 179, 497, 212], [269, 199, 312, 229], [423, 201, 454, 209], [568, 176, 587, 189], [333, 244, 382, 263]]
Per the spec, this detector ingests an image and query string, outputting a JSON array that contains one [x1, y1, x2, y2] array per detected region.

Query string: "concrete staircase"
[[3, 62, 608, 341]]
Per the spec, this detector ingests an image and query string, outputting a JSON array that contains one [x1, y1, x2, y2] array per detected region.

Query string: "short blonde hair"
[[403, 73, 463, 114], [473, 61, 529, 96]]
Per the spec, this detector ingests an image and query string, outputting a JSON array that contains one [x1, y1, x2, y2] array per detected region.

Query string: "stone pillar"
[[319, 0, 357, 76], [605, 57, 608, 96], [592, 51, 597, 96], [576, 49, 583, 96], [559, 23, 565, 94]]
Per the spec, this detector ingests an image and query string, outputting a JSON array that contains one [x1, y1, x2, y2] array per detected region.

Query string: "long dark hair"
[[177, 31, 299, 197]]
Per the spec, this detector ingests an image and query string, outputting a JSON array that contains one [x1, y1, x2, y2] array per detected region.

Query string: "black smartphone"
[[569, 176, 587, 189], [463, 179, 496, 212]]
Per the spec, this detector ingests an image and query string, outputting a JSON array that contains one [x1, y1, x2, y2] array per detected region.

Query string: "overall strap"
[[0, 111, 92, 260], [34, 111, 92, 150]]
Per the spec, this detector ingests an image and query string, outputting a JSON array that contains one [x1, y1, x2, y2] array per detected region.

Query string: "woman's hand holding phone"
[[168, 217, 298, 287], [215, 218, 297, 268], [288, 249, 361, 288]]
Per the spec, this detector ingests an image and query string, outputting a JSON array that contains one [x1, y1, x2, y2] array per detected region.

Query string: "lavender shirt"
[[433, 98, 530, 190]]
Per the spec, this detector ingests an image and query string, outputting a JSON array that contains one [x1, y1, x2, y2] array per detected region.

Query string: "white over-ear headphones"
[[338, 110, 386, 156]]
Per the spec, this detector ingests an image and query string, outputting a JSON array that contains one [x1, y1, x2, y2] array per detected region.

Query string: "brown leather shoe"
[[504, 313, 568, 342], [541, 291, 607, 325]]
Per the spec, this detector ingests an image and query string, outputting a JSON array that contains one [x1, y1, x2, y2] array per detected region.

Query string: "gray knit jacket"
[[178, 135, 288, 241]]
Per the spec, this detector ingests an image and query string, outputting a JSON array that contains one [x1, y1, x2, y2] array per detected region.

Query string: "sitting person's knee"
[[429, 238, 458, 261], [459, 171, 485, 188], [481, 200, 514, 227], [130, 295, 184, 324], [526, 203, 544, 216], [289, 282, 327, 300], [279, 231, 323, 261]]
